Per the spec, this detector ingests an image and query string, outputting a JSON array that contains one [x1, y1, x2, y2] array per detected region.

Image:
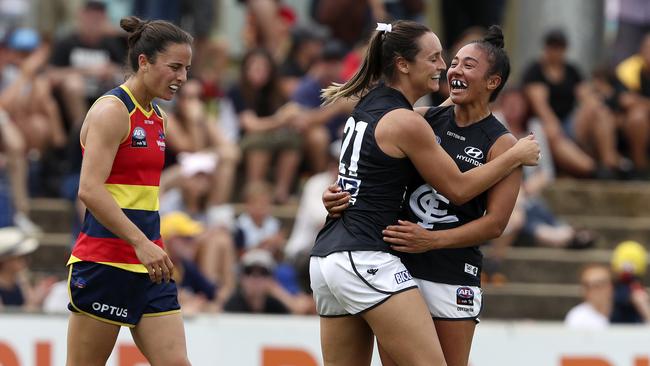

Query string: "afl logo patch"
[[456, 287, 474, 306], [464, 146, 483, 159], [435, 135, 441, 144], [132, 127, 147, 147]]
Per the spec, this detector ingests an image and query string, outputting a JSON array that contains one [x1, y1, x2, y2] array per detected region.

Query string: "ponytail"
[[322, 20, 430, 105]]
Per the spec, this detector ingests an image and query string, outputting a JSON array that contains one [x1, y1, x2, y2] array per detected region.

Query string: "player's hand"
[[512, 134, 540, 166], [384, 220, 436, 253], [322, 183, 350, 218], [134, 241, 174, 283]]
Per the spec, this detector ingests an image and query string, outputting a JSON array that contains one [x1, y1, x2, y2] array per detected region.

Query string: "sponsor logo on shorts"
[[131, 127, 147, 147], [367, 268, 378, 275], [92, 302, 129, 318], [457, 306, 473, 312], [456, 287, 474, 306], [464, 263, 478, 277], [394, 270, 413, 284]]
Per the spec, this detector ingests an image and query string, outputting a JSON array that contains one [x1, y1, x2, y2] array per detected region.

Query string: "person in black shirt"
[[522, 29, 620, 178], [312, 20, 539, 366]]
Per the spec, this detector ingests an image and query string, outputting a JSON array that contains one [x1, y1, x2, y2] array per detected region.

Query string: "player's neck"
[[453, 102, 490, 126], [386, 81, 418, 106], [123, 78, 154, 111]]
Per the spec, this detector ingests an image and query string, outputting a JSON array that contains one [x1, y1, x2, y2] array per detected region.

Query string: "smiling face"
[[403, 32, 446, 96], [141, 42, 192, 101], [447, 43, 500, 105]]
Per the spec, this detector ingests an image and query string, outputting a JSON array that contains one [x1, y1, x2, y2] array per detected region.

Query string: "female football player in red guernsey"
[[66, 16, 193, 366]]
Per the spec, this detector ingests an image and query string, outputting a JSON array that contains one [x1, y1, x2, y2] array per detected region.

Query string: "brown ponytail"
[[322, 20, 430, 105]]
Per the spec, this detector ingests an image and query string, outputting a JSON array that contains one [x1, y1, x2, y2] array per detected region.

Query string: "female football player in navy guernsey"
[[311, 21, 539, 366], [325, 26, 522, 366], [66, 17, 193, 366]]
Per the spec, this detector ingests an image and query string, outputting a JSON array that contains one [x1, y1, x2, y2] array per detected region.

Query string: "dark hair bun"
[[120, 16, 144, 34], [483, 25, 505, 49]]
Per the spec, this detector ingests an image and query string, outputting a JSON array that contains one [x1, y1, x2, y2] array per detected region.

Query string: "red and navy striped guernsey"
[[68, 84, 167, 273]]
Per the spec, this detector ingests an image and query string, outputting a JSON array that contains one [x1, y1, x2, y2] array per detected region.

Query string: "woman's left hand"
[[383, 220, 436, 253]]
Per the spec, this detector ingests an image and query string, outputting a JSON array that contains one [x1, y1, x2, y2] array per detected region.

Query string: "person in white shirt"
[[565, 264, 613, 329]]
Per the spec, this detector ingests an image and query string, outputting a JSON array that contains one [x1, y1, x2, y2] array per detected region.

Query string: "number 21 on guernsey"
[[337, 117, 366, 204]]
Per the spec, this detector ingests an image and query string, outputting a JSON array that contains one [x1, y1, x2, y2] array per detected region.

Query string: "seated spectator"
[[238, 0, 296, 61], [224, 248, 312, 314], [279, 23, 328, 97], [565, 264, 613, 330], [487, 89, 596, 283], [610, 240, 650, 324], [226, 48, 302, 203], [615, 33, 650, 178], [0, 227, 54, 311], [235, 181, 285, 254], [288, 39, 354, 173], [161, 212, 219, 314], [159, 152, 237, 306], [47, 0, 126, 129], [284, 142, 340, 261], [522, 29, 621, 178], [224, 248, 287, 314], [166, 79, 240, 205]]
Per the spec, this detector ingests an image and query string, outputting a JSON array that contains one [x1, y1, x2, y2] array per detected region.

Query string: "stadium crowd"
[[0, 0, 649, 322]]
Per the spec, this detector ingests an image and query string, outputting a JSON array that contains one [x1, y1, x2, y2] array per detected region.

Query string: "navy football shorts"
[[67, 261, 181, 327]]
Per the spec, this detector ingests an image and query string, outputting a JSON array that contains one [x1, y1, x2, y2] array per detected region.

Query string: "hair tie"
[[376, 23, 392, 34]]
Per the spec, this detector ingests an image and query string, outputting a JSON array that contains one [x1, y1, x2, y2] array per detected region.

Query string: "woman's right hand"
[[134, 241, 174, 284], [322, 183, 350, 218], [512, 134, 541, 166]]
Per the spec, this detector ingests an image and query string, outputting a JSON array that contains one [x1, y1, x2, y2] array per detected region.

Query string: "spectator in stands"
[[565, 264, 613, 329], [440, 0, 506, 49], [494, 89, 597, 250], [224, 248, 287, 314], [159, 152, 237, 306], [610, 0, 650, 65], [227, 48, 302, 203], [615, 33, 650, 178], [0, 227, 54, 311], [166, 78, 240, 205], [0, 29, 65, 233], [48, 0, 126, 129], [289, 39, 353, 173], [224, 248, 312, 314], [486, 89, 595, 283], [522, 29, 621, 178], [238, 0, 296, 61], [161, 212, 220, 314], [279, 24, 328, 98], [284, 142, 340, 262], [610, 240, 650, 324], [235, 181, 285, 254]]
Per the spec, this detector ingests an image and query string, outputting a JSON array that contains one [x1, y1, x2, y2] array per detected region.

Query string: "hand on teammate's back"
[[322, 184, 350, 218], [512, 133, 541, 166]]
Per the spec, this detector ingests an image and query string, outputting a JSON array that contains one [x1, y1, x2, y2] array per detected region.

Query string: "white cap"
[[0, 227, 39, 260], [241, 249, 276, 272], [178, 152, 218, 177]]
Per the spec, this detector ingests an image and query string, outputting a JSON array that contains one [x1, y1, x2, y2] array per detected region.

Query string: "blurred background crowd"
[[0, 0, 649, 324]]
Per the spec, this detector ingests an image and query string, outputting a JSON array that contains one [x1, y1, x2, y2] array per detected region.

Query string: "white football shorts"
[[310, 251, 418, 317], [414, 278, 482, 322]]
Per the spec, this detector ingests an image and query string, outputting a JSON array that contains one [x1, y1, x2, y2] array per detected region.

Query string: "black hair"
[[544, 29, 568, 48], [120, 16, 193, 73], [322, 20, 430, 104], [471, 25, 510, 102]]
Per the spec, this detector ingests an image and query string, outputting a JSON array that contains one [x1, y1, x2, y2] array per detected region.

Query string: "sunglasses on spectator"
[[243, 265, 271, 277]]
